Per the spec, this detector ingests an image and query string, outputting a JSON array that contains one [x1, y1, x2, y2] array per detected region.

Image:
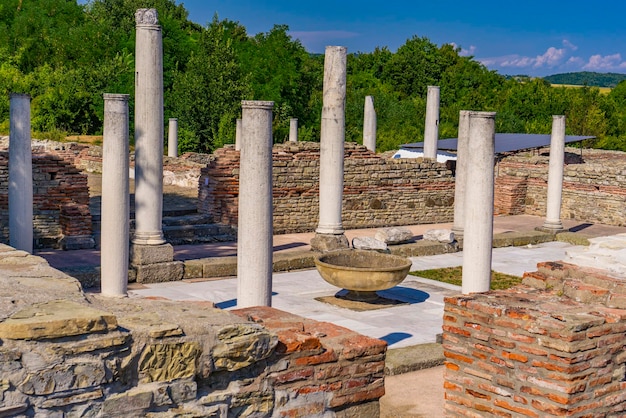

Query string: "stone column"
[[168, 118, 178, 157], [8, 93, 33, 253], [133, 8, 164, 246], [311, 46, 349, 252], [423, 86, 440, 160], [289, 118, 298, 143], [131, 9, 182, 283], [452, 110, 470, 237], [235, 118, 242, 150], [461, 111, 496, 294], [101, 94, 130, 297], [363, 95, 376, 152], [542, 115, 566, 232], [237, 100, 274, 308]]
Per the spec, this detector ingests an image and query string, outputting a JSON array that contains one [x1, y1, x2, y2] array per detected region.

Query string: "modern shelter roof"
[[401, 133, 595, 154]]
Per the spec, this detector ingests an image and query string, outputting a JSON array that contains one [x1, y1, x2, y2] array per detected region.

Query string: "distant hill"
[[543, 72, 626, 88]]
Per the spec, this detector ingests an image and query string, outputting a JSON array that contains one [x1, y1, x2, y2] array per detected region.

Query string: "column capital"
[[241, 100, 274, 110], [135, 8, 159, 25]]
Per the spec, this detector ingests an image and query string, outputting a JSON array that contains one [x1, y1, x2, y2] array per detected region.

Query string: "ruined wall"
[[443, 261, 626, 416], [199, 142, 456, 234], [0, 245, 386, 417], [495, 148, 626, 225], [0, 151, 93, 249]]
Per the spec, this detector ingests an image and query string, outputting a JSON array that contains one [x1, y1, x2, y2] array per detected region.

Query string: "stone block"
[[101, 389, 153, 417], [131, 243, 174, 266], [423, 229, 455, 243], [310, 233, 350, 253], [375, 227, 413, 244], [61, 235, 96, 250], [182, 260, 203, 279], [352, 236, 388, 252], [138, 342, 200, 383], [212, 323, 278, 371], [134, 261, 183, 283], [0, 300, 117, 340]]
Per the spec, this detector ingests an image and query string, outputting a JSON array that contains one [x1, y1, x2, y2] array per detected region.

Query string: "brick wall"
[[495, 148, 626, 225], [443, 261, 626, 416], [199, 142, 456, 234], [0, 151, 92, 249]]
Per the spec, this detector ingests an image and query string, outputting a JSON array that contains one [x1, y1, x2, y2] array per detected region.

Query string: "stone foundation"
[[443, 260, 626, 417], [0, 244, 386, 417]]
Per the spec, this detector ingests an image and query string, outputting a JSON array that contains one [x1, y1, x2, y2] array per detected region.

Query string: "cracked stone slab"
[[0, 300, 117, 340]]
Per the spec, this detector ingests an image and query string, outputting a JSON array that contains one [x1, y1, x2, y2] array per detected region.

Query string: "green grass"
[[409, 267, 522, 290]]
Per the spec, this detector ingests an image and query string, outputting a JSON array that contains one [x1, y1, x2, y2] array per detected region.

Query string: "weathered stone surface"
[[138, 342, 200, 383], [351, 236, 388, 252], [19, 362, 107, 395], [41, 388, 103, 408], [148, 323, 183, 338], [374, 227, 413, 245], [101, 389, 153, 417], [130, 243, 174, 265], [310, 233, 350, 253], [47, 332, 129, 356], [211, 324, 278, 371], [423, 228, 455, 243], [134, 261, 183, 283], [0, 300, 117, 340]]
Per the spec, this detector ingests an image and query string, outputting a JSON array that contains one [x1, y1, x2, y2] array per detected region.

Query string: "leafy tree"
[[169, 16, 250, 153]]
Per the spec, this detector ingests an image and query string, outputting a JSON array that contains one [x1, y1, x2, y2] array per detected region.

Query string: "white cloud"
[[562, 39, 578, 51], [582, 53, 623, 71], [533, 46, 566, 68], [449, 42, 476, 57]]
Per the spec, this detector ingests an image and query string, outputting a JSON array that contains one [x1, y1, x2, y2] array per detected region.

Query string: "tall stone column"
[[452, 110, 470, 237], [237, 101, 274, 308], [542, 115, 566, 232], [311, 46, 349, 252], [363, 95, 376, 152], [101, 94, 130, 297], [461, 111, 496, 294], [235, 118, 242, 150], [8, 93, 33, 253], [133, 8, 164, 246], [423, 86, 440, 160], [289, 118, 298, 143], [168, 118, 178, 157], [131, 9, 182, 283]]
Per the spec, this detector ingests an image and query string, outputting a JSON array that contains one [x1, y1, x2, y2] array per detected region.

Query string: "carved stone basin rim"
[[314, 249, 412, 301]]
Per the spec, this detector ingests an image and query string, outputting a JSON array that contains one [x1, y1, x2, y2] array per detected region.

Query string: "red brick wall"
[[495, 149, 626, 225], [0, 151, 92, 249], [199, 142, 456, 234], [443, 262, 626, 416]]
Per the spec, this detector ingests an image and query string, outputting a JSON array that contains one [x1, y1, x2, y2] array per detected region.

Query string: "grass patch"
[[409, 267, 522, 290]]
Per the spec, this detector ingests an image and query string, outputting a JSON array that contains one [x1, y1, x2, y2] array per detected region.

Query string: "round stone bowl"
[[314, 249, 413, 301]]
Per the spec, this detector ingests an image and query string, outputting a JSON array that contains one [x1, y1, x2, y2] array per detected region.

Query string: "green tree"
[[169, 16, 250, 153]]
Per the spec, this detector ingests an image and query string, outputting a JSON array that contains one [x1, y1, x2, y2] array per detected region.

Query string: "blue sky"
[[179, 0, 626, 77]]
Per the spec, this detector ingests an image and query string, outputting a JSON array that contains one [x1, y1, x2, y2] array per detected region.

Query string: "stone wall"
[[199, 142, 456, 234], [0, 244, 386, 417], [443, 261, 626, 416], [0, 151, 93, 249], [495, 148, 626, 226]]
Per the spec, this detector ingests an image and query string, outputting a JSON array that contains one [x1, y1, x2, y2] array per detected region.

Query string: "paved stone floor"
[[128, 240, 582, 349]]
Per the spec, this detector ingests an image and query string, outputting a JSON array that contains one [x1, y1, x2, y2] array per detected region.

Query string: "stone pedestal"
[[461, 111, 496, 294], [131, 243, 183, 283], [168, 118, 178, 157], [541, 115, 566, 232], [101, 93, 130, 297], [237, 100, 274, 308], [133, 8, 165, 246], [452, 110, 470, 237], [363, 95, 376, 152], [313, 46, 349, 252], [8, 93, 33, 253], [289, 118, 298, 143], [423, 86, 440, 160]]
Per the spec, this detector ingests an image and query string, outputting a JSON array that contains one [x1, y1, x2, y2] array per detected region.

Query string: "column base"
[[132, 231, 166, 246], [536, 220, 564, 234], [130, 243, 183, 283], [310, 233, 349, 253], [131, 243, 174, 265]]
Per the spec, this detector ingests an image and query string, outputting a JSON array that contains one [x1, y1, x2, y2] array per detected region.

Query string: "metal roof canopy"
[[401, 133, 595, 154]]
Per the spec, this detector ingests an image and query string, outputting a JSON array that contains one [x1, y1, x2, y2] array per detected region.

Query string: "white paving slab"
[[129, 241, 583, 349]]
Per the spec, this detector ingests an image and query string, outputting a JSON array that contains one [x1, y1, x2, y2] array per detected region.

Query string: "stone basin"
[[314, 249, 412, 301]]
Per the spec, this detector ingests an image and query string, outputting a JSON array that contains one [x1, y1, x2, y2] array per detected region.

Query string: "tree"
[[169, 16, 250, 153]]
